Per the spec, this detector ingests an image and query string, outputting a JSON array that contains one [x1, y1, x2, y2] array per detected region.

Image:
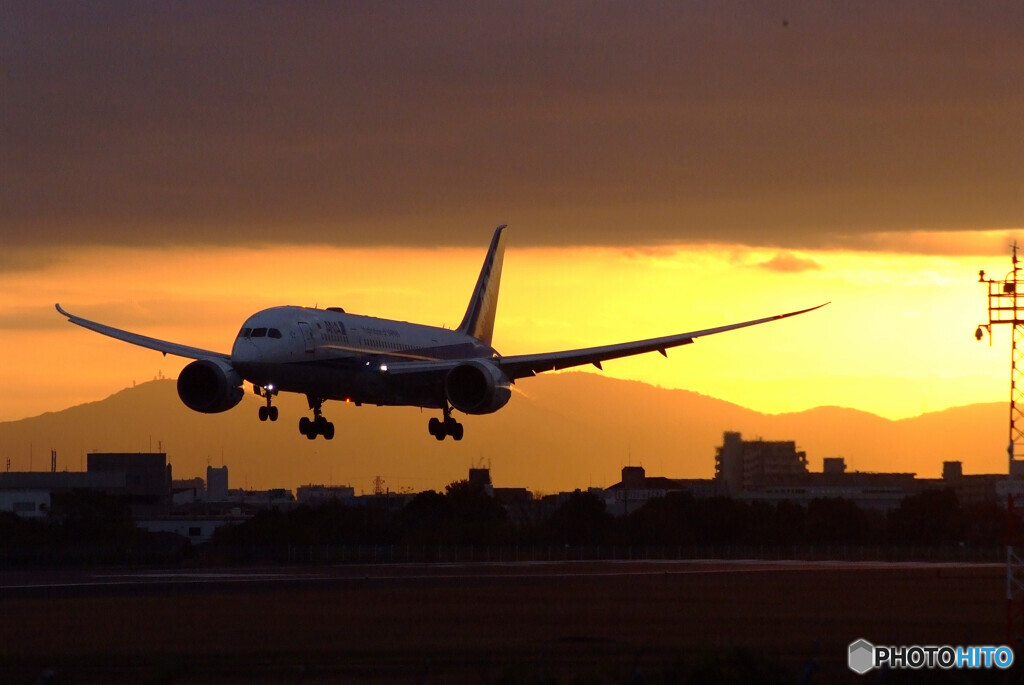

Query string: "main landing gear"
[[428, 405, 464, 441], [256, 385, 279, 422], [299, 396, 335, 440]]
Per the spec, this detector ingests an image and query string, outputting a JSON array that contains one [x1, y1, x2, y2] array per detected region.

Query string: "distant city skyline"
[[0, 374, 1008, 496]]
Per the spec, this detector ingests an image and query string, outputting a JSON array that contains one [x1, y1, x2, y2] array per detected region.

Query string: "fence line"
[[0, 543, 1004, 567], [263, 543, 1003, 565]]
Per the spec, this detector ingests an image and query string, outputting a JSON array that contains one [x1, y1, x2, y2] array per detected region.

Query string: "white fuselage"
[[230, 306, 497, 409]]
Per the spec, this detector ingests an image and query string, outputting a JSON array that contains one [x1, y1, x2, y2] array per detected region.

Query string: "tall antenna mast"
[[976, 242, 1024, 643]]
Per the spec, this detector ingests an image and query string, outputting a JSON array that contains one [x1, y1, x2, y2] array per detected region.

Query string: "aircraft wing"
[[384, 303, 827, 379], [55, 304, 230, 361], [496, 303, 827, 379]]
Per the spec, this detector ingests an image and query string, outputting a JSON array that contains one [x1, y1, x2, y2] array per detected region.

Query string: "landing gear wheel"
[[314, 416, 327, 434], [257, 385, 279, 423], [443, 416, 464, 441], [299, 397, 334, 440], [428, 417, 444, 440], [427, 409, 464, 440]]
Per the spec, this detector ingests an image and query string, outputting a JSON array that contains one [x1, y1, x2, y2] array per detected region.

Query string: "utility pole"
[[976, 242, 1024, 643]]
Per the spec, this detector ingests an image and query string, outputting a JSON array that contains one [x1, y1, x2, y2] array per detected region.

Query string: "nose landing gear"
[[299, 395, 335, 440], [428, 405, 463, 441], [256, 385, 279, 422]]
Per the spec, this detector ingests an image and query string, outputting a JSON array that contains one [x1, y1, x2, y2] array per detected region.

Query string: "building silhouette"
[[715, 431, 808, 494], [87, 453, 172, 515], [296, 484, 356, 505], [207, 466, 229, 502], [4, 429, 1023, 537], [0, 453, 172, 518], [598, 433, 1016, 514]]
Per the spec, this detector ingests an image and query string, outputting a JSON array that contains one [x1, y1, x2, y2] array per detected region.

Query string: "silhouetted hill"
[[0, 374, 1007, 494]]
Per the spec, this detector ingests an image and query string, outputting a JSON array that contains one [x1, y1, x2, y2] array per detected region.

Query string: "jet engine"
[[177, 358, 244, 414], [445, 360, 511, 415]]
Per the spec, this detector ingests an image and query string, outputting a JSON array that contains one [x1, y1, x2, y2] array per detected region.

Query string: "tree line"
[[213, 482, 1007, 549], [0, 482, 1012, 565]]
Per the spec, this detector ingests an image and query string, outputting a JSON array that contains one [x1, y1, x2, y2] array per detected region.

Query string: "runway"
[[0, 558, 1002, 595], [0, 560, 1008, 683]]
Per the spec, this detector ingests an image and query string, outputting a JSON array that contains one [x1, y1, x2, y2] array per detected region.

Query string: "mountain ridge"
[[0, 374, 1007, 494]]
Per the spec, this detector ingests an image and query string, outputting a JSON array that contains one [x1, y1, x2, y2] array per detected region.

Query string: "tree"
[[805, 497, 876, 545], [49, 490, 136, 544], [397, 480, 508, 545], [888, 489, 963, 546], [541, 491, 612, 545]]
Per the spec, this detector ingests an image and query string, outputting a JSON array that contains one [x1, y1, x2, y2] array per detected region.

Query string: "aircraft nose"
[[231, 339, 260, 364]]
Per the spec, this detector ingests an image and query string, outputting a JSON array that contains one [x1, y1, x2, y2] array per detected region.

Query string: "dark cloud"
[[0, 250, 60, 273], [4, 2, 1024, 250], [757, 251, 823, 274]]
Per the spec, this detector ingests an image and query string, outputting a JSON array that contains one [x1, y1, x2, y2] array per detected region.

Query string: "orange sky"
[[0, 230, 1015, 424], [5, 4, 1024, 487]]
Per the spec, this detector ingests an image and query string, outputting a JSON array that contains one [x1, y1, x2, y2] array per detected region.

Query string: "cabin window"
[[268, 328, 283, 339], [252, 328, 268, 338]]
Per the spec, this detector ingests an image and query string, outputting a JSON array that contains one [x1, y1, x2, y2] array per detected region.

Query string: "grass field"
[[0, 561, 1012, 683]]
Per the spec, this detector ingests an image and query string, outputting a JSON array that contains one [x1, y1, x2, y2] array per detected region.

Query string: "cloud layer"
[[5, 2, 1024, 250]]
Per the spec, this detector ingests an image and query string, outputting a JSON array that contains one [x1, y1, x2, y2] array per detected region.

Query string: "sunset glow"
[[0, 232, 1014, 423], [6, 3, 1024, 492]]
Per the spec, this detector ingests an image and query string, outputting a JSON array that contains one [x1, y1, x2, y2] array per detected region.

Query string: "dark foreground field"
[[0, 561, 1012, 683]]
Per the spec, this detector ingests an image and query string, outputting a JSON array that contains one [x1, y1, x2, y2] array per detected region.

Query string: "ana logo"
[[848, 639, 875, 674]]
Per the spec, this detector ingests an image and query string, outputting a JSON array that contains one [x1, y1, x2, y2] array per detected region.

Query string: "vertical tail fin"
[[457, 225, 507, 345]]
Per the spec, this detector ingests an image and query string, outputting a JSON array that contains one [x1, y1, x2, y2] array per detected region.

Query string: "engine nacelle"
[[177, 359, 244, 414], [445, 360, 511, 415]]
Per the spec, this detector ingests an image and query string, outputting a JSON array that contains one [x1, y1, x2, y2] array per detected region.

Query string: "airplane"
[[56, 226, 826, 441]]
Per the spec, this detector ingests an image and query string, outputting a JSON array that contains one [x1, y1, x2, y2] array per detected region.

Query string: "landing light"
[[379, 364, 389, 372], [266, 383, 275, 392]]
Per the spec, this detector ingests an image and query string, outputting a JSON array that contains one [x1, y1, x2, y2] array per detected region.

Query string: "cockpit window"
[[238, 326, 282, 340]]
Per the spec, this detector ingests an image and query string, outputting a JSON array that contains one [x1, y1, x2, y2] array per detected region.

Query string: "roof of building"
[[606, 476, 704, 492]]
